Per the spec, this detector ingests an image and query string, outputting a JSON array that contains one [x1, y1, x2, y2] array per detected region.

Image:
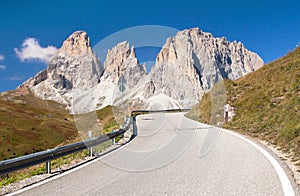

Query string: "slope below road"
[[15, 113, 297, 195]]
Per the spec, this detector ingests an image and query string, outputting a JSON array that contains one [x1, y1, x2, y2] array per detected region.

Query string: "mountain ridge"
[[19, 28, 264, 112], [128, 27, 264, 109]]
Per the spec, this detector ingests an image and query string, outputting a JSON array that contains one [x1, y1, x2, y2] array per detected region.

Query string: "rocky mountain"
[[21, 31, 102, 107], [21, 31, 147, 113], [89, 41, 146, 110], [21, 28, 264, 112], [129, 28, 264, 109], [102, 41, 146, 88]]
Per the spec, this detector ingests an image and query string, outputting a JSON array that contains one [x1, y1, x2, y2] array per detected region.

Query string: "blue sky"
[[0, 0, 300, 92]]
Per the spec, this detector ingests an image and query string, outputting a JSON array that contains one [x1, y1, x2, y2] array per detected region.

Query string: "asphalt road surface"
[[15, 113, 297, 195]]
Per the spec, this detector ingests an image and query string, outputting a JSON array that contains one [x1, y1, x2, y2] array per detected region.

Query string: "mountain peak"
[[104, 41, 138, 73], [59, 30, 92, 55], [92, 41, 146, 109], [22, 30, 102, 106], [133, 27, 264, 109], [179, 27, 213, 38], [102, 40, 145, 84]]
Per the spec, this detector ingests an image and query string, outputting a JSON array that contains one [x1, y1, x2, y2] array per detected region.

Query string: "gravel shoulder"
[[259, 139, 300, 194]]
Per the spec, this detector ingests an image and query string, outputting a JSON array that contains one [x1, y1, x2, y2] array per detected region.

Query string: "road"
[[15, 112, 296, 195]]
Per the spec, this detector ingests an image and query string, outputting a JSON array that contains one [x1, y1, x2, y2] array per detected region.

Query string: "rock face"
[[93, 41, 146, 108], [102, 41, 146, 88], [22, 28, 264, 112], [22, 31, 102, 106], [130, 28, 264, 109]]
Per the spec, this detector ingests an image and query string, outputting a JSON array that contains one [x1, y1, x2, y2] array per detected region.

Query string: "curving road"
[[15, 113, 296, 195]]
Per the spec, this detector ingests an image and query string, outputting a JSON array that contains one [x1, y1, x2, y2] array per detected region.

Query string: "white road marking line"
[[221, 128, 295, 196]]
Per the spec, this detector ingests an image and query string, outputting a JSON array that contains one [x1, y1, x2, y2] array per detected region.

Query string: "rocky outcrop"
[[22, 31, 102, 105], [130, 28, 264, 108], [102, 41, 146, 88], [94, 41, 146, 108], [48, 31, 101, 90]]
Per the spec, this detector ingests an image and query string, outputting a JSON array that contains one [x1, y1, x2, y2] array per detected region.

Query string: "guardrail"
[[0, 117, 131, 176], [131, 108, 190, 116], [131, 108, 190, 136]]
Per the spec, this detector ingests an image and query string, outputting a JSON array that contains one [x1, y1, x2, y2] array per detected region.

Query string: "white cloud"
[[0, 56, 6, 70], [14, 38, 58, 63]]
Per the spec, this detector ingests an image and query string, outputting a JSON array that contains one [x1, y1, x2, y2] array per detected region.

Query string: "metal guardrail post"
[[112, 130, 117, 145], [45, 149, 51, 174], [88, 131, 93, 157], [133, 116, 137, 137], [46, 160, 51, 174]]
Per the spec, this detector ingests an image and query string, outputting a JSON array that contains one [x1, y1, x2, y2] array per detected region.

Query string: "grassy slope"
[[0, 88, 119, 161], [0, 89, 77, 160], [187, 46, 300, 160], [96, 105, 119, 133]]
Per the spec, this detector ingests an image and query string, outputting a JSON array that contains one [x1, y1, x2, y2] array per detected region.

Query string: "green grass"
[[96, 105, 119, 133], [187, 46, 300, 160], [0, 89, 77, 161], [0, 165, 46, 187]]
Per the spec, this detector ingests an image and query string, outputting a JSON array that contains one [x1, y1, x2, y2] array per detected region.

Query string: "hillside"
[[0, 87, 118, 161], [0, 87, 77, 161], [187, 46, 300, 160]]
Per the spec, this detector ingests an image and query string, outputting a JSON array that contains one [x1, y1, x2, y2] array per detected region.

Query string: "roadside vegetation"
[[0, 90, 77, 161], [187, 46, 300, 164]]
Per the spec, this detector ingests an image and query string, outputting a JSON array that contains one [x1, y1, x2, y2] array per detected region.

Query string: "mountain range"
[[20, 28, 264, 113]]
